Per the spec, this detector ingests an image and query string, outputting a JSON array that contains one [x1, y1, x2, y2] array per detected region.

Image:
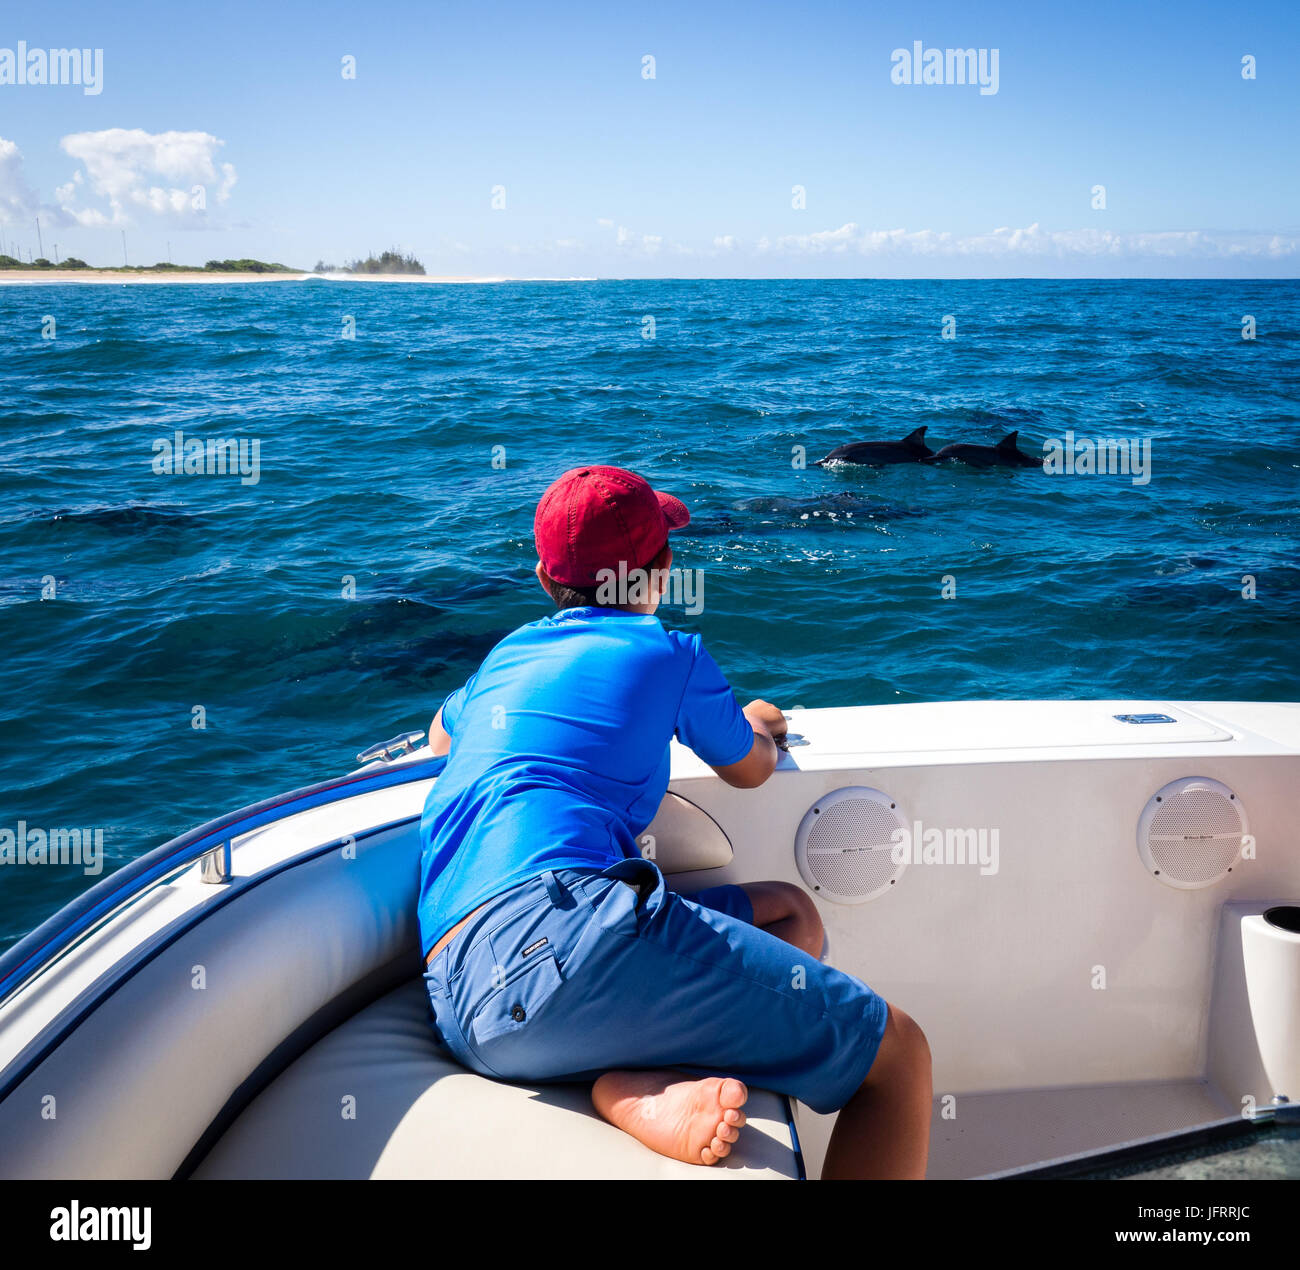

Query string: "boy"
[[419, 465, 932, 1178]]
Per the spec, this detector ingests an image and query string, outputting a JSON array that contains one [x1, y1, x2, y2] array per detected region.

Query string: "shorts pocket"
[[469, 950, 564, 1046], [589, 876, 642, 938]]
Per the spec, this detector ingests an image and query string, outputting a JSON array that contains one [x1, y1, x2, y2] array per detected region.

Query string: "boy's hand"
[[743, 699, 788, 740]]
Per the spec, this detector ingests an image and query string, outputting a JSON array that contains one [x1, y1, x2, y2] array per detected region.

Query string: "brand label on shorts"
[[522, 937, 549, 957]]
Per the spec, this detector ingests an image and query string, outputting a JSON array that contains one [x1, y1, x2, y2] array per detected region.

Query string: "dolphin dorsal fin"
[[902, 426, 928, 448], [996, 431, 1020, 450]]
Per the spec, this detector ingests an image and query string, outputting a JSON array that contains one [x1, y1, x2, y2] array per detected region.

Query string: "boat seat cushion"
[[193, 980, 801, 1180]]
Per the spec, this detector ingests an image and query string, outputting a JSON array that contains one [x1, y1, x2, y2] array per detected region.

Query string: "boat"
[[1, 698, 1297, 1180]]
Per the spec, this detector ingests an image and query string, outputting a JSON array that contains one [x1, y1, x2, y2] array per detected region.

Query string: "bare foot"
[[591, 1071, 748, 1165]]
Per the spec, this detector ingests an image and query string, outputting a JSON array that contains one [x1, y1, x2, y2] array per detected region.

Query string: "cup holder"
[[1264, 906, 1300, 934]]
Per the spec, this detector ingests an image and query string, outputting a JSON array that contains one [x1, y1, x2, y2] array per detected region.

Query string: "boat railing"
[[0, 754, 447, 1009]]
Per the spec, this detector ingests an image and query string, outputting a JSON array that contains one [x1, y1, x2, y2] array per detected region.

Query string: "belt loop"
[[541, 869, 565, 906]]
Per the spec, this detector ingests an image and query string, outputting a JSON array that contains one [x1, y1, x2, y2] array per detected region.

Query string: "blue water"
[[1, 278, 1297, 949]]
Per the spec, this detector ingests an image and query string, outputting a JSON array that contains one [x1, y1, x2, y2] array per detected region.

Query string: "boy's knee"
[[742, 880, 823, 956], [781, 881, 821, 927], [865, 1003, 931, 1086], [893, 1005, 930, 1061], [778, 883, 824, 952], [744, 880, 817, 925]]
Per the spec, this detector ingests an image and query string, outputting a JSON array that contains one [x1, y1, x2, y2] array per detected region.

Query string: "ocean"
[[1, 277, 1297, 948]]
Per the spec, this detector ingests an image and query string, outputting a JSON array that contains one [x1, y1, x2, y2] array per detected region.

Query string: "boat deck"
[[796, 1079, 1236, 1179]]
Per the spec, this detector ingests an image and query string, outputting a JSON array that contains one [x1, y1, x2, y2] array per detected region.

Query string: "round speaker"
[[794, 786, 908, 904], [1137, 777, 1248, 890]]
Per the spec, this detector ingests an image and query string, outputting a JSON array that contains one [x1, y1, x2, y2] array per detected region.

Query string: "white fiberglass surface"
[[770, 700, 1231, 756]]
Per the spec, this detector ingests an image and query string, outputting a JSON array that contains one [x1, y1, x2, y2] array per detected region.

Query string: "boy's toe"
[[720, 1078, 748, 1109]]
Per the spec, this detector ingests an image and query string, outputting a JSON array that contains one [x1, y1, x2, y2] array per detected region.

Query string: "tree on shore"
[[0, 255, 294, 272], [318, 247, 426, 275], [203, 258, 293, 273]]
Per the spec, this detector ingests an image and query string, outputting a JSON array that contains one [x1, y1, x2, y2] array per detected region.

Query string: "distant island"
[[0, 249, 427, 276], [314, 249, 426, 276], [0, 247, 490, 285], [0, 255, 296, 273]]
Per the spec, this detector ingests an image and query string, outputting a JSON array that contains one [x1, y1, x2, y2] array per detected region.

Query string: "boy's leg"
[[582, 872, 928, 1177], [591, 999, 932, 1178], [431, 863, 927, 1176], [686, 879, 824, 957], [822, 1002, 932, 1179], [737, 880, 824, 957], [587, 879, 817, 1165], [720, 887, 931, 1177]]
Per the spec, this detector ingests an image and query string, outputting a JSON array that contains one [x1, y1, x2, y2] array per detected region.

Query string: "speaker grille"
[[1138, 777, 1247, 890], [794, 787, 908, 904]]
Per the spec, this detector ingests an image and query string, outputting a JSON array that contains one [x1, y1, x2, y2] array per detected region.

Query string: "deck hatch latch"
[[1113, 713, 1177, 725]]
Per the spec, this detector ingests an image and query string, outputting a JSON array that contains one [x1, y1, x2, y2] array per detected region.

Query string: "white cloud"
[[759, 221, 1298, 259], [0, 129, 238, 230], [48, 129, 235, 227], [0, 137, 43, 226], [614, 224, 663, 254], [595, 218, 676, 255]]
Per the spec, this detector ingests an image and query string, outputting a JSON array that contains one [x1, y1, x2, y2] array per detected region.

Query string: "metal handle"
[[356, 729, 426, 766]]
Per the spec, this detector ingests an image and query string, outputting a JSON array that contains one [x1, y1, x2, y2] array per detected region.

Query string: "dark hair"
[[547, 579, 606, 609], [545, 544, 669, 611]]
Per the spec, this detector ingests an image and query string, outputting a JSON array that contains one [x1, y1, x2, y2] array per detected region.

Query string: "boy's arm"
[[428, 706, 452, 757], [674, 641, 786, 790], [710, 699, 787, 789], [429, 672, 478, 758]]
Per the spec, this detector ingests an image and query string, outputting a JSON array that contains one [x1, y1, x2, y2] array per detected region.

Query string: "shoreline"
[[0, 270, 517, 286]]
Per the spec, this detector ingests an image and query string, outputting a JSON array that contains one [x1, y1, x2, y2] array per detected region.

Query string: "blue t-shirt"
[[417, 607, 756, 956]]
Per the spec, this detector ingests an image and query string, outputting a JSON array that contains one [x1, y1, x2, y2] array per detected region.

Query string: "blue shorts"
[[422, 857, 888, 1114]]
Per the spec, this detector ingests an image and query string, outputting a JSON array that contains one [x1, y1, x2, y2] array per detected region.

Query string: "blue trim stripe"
[[0, 755, 447, 1006], [782, 1093, 807, 1180], [0, 816, 419, 1105]]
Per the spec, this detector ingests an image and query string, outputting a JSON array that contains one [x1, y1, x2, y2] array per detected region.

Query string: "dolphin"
[[729, 492, 923, 520], [923, 431, 1040, 469], [33, 503, 208, 531], [689, 492, 923, 538], [814, 426, 934, 466]]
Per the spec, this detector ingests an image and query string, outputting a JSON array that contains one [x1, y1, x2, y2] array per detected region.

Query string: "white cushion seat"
[[193, 980, 801, 1180]]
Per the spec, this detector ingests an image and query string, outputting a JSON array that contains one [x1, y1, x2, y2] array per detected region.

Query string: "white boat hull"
[[1, 699, 1297, 1179]]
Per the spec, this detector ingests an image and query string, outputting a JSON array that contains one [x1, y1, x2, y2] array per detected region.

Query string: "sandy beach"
[[0, 270, 509, 285]]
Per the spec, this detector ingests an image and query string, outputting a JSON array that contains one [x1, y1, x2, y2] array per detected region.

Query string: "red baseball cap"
[[534, 465, 690, 588]]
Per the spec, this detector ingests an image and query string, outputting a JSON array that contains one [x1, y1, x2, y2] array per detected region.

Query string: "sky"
[[0, 0, 1297, 277]]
